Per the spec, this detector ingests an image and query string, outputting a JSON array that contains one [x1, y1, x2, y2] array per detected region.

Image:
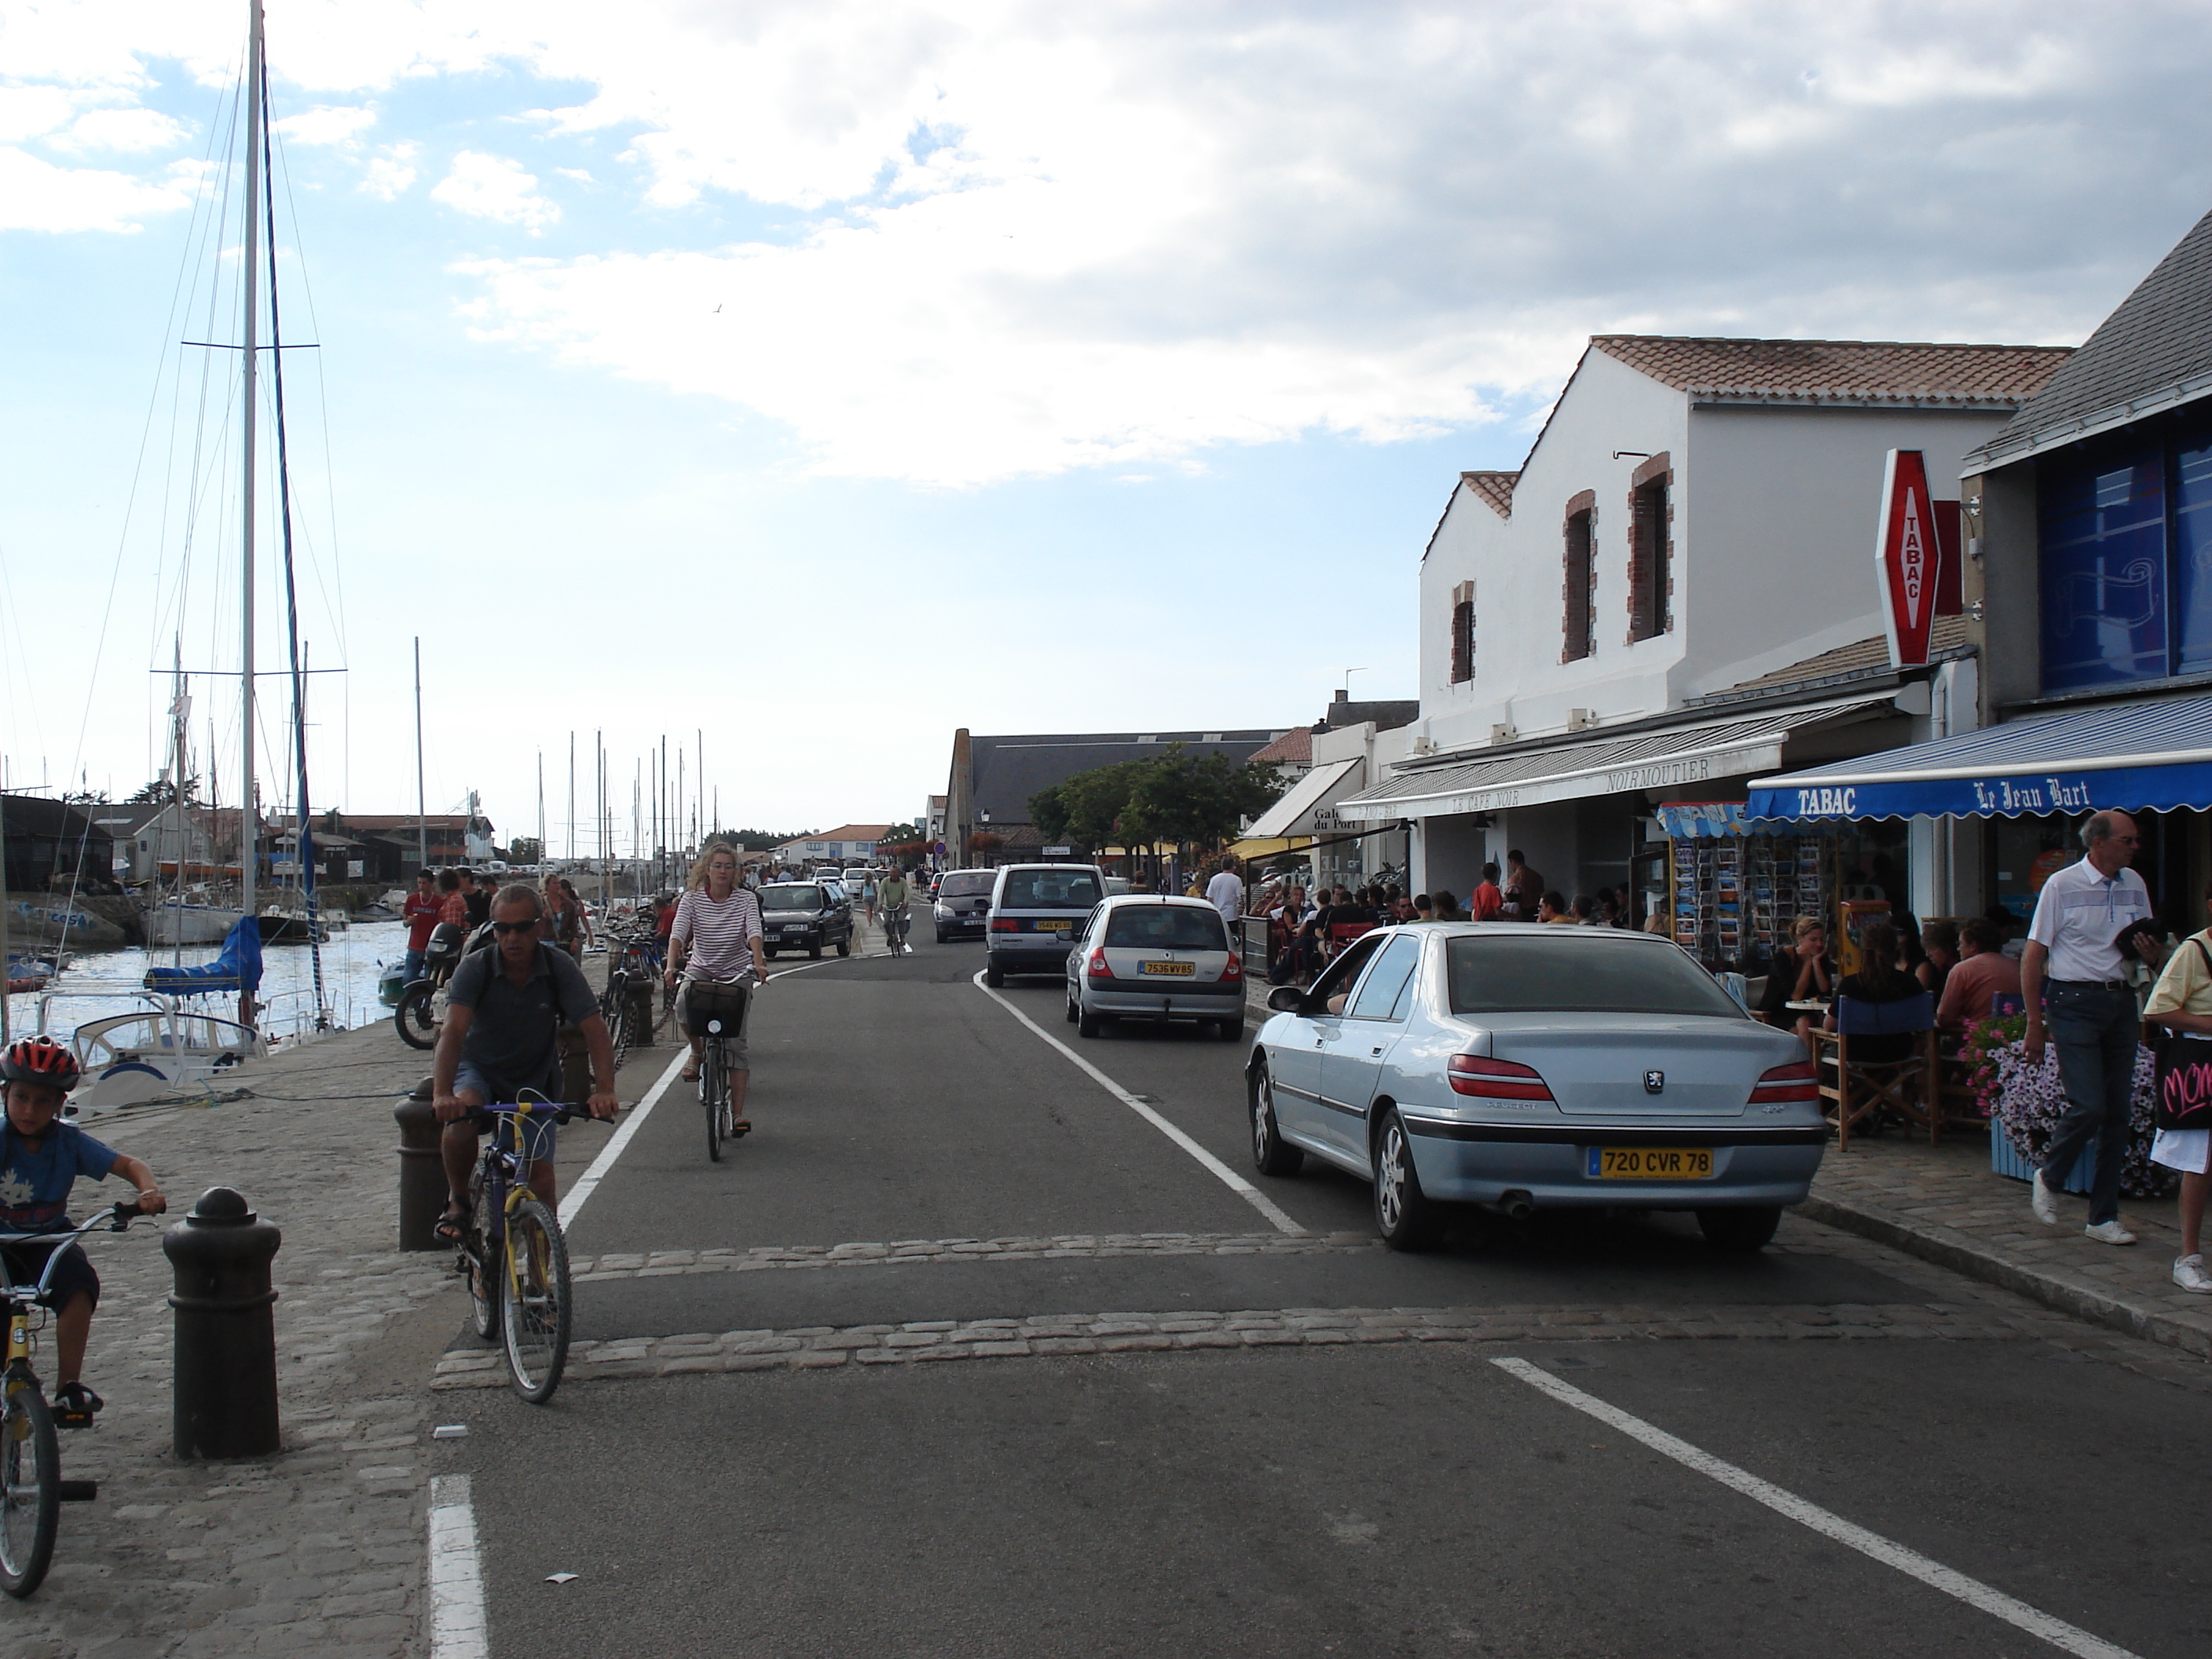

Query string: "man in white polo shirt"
[[2020, 810, 2154, 1243]]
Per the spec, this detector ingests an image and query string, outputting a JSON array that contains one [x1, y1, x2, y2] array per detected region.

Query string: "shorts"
[[678, 976, 752, 1072], [452, 1061, 558, 1161], [1, 1238, 101, 1312]]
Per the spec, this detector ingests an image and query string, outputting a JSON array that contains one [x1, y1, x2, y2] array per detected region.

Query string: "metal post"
[[163, 1185, 282, 1459], [413, 635, 427, 871], [394, 1077, 445, 1251]]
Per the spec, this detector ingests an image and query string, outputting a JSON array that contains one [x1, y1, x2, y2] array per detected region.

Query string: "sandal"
[[681, 1063, 700, 1082], [53, 1381, 102, 1426], [434, 1202, 471, 1244], [730, 1117, 750, 1138]]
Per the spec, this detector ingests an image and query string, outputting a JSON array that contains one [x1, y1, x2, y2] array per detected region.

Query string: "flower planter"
[[1988, 1125, 2097, 1196]]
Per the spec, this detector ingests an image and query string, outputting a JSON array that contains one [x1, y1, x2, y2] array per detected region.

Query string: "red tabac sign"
[[1877, 449, 1939, 668]]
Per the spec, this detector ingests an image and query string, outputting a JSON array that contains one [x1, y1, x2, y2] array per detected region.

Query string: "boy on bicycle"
[[1, 1036, 167, 1423]]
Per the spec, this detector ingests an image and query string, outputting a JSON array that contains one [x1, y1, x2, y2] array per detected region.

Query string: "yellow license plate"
[[1590, 1146, 1712, 1180], [1034, 919, 1073, 932], [1140, 961, 1196, 976]]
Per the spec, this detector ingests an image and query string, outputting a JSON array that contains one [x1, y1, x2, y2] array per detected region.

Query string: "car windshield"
[[1104, 906, 1228, 950], [939, 873, 994, 897], [998, 870, 1101, 909], [1445, 934, 1743, 1018], [760, 885, 824, 910]]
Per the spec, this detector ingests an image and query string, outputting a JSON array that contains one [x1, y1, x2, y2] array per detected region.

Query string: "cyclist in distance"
[[665, 844, 770, 1123], [433, 885, 620, 1242], [0, 1036, 167, 1422], [878, 866, 910, 952]]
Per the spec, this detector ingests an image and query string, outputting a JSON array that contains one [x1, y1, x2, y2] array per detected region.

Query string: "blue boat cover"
[[145, 914, 264, 998], [1746, 692, 2212, 822]]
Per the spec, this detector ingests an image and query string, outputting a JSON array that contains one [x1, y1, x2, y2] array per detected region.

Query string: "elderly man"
[[2021, 810, 2155, 1244], [1205, 855, 1245, 933]]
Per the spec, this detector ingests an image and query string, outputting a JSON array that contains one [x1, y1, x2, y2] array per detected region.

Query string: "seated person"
[[1, 1036, 167, 1423], [1934, 917, 2023, 1033], [1822, 920, 1926, 1064], [1917, 919, 1959, 998], [1760, 915, 1836, 1063]]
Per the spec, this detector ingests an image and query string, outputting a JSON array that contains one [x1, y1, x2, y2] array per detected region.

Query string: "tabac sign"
[[1877, 449, 1939, 668]]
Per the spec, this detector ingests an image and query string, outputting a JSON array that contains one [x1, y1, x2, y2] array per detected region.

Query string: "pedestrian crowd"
[[401, 864, 596, 982]]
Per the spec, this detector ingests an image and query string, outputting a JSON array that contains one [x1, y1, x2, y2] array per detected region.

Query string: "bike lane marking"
[[427, 1474, 489, 1659], [1491, 1357, 2137, 1659], [971, 969, 1303, 1236]]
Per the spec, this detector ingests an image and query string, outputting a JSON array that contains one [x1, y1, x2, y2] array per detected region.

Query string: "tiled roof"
[[1967, 207, 2212, 471], [1251, 728, 1313, 767], [1461, 471, 1518, 518], [1712, 613, 1972, 697], [1593, 335, 2070, 410]]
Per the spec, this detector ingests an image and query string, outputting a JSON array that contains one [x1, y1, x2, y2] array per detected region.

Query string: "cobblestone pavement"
[[6, 1023, 478, 1657], [568, 1229, 1376, 1280], [1803, 1130, 2212, 1359]]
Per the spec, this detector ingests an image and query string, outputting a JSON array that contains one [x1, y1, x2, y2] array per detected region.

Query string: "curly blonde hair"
[[685, 841, 743, 890]]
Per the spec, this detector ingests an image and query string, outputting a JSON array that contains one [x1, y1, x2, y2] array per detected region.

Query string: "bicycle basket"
[[683, 979, 749, 1034]]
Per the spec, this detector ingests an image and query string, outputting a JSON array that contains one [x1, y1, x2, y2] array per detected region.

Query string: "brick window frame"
[[1448, 580, 1475, 684], [1561, 489, 1596, 662], [1627, 452, 1673, 643]]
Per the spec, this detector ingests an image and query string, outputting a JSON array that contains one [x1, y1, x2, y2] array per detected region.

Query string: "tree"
[[126, 775, 202, 807], [507, 837, 544, 864], [1125, 748, 1284, 851], [1030, 760, 1151, 854]]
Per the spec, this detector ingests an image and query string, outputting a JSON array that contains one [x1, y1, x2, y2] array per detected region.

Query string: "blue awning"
[[1746, 693, 2212, 822]]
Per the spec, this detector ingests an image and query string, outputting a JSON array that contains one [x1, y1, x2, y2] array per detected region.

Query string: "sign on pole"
[[1877, 449, 1939, 668]]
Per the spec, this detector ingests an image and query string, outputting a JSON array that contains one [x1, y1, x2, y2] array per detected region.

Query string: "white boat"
[[38, 991, 268, 1115], [148, 895, 249, 945]]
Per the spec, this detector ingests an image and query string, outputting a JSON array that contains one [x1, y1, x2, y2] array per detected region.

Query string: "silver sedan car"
[[1064, 895, 1246, 1040], [1248, 922, 1823, 1251]]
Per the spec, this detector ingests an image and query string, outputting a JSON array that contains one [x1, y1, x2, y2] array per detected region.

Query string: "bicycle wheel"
[[600, 979, 632, 1071], [703, 1038, 725, 1163], [394, 982, 439, 1049], [0, 1376, 60, 1599], [464, 1167, 500, 1343], [500, 1197, 573, 1403]]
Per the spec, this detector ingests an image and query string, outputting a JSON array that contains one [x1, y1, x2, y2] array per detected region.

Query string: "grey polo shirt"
[[448, 943, 599, 1094]]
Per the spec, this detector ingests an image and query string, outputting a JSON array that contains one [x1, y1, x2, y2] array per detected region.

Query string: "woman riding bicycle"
[[666, 844, 771, 1133]]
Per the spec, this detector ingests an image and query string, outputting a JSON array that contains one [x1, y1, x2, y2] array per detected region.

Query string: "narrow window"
[[1562, 496, 1595, 661], [1629, 467, 1672, 643], [1449, 580, 1476, 683]]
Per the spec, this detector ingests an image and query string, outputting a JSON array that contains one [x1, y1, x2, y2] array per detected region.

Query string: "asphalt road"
[[420, 917, 2212, 1658]]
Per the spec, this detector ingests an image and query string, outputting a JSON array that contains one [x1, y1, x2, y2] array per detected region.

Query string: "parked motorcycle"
[[393, 921, 491, 1050]]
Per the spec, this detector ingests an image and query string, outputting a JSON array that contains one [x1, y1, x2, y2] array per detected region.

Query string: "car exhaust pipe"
[[1498, 1190, 1535, 1223]]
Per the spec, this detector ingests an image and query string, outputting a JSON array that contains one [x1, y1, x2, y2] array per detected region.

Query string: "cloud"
[[0, 85, 79, 143], [430, 149, 557, 229], [46, 106, 189, 152], [276, 104, 377, 148], [0, 145, 199, 233], [360, 141, 419, 200]]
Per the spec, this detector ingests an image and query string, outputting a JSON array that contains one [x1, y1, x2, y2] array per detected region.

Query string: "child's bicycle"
[[2, 1200, 148, 1599], [454, 1093, 611, 1404]]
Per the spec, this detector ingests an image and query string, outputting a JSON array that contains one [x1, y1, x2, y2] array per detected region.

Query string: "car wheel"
[[1696, 1206, 1782, 1252], [983, 961, 1005, 989], [1077, 1006, 1102, 1038], [1214, 1015, 1244, 1042], [763, 947, 778, 960], [809, 943, 822, 959], [1064, 991, 1079, 1025], [1372, 1108, 1441, 1251], [1249, 1065, 1303, 1177], [936, 929, 949, 943], [836, 939, 850, 957]]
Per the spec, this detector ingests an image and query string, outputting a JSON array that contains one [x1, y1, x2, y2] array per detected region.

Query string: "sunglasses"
[[492, 919, 538, 935]]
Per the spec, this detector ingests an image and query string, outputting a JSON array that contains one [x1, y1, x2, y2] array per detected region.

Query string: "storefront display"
[[1669, 833, 1833, 970]]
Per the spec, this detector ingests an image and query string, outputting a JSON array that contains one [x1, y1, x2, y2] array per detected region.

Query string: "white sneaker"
[[2030, 1168, 2060, 1224], [2083, 1220, 2137, 1246], [2174, 1254, 2212, 1293]]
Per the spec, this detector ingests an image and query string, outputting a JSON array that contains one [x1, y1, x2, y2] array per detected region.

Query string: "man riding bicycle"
[[665, 844, 771, 1134], [1, 1036, 167, 1423], [878, 868, 911, 952], [434, 885, 620, 1241]]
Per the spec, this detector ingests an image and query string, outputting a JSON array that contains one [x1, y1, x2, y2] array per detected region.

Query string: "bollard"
[[394, 1075, 446, 1252], [163, 1186, 282, 1460]]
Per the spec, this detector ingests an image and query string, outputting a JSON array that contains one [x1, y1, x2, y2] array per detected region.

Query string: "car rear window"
[[760, 885, 824, 909], [1445, 935, 1743, 1018], [1104, 906, 1227, 950], [998, 870, 1101, 909], [939, 873, 994, 898]]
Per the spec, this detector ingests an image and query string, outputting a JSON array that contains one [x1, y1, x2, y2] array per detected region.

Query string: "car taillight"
[[1086, 947, 1112, 980], [1221, 949, 1242, 981], [1749, 1060, 1818, 1104], [1447, 1054, 1554, 1101], [990, 918, 1016, 932]]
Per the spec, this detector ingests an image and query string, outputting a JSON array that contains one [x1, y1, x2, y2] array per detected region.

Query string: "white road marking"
[[1492, 1357, 2137, 1659], [560, 1047, 687, 1229], [427, 1473, 489, 1659], [972, 970, 1303, 1236]]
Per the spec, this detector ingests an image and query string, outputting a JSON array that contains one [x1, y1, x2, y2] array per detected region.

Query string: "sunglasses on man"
[[492, 919, 539, 935]]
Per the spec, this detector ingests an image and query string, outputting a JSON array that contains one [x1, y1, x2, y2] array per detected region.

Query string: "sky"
[[4, 0, 2212, 853]]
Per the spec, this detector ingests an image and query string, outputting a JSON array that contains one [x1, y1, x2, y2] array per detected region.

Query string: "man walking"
[[1206, 855, 1245, 933], [2021, 810, 2154, 1244]]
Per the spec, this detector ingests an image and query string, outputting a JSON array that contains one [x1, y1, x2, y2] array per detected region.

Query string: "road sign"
[[1877, 449, 1938, 668]]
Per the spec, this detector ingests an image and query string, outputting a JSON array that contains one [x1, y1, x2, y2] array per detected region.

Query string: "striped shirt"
[[672, 885, 764, 979], [2027, 856, 2151, 983]]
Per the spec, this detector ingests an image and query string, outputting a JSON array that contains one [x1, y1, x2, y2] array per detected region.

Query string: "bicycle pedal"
[[54, 1410, 96, 1431]]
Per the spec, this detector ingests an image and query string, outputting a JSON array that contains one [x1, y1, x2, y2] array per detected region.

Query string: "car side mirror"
[[1267, 985, 1309, 1015]]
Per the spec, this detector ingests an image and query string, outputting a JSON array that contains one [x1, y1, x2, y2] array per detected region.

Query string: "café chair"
[[1815, 991, 1939, 1152]]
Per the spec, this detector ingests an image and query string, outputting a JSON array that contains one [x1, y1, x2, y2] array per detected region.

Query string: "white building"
[[774, 823, 895, 867], [1338, 335, 2068, 931]]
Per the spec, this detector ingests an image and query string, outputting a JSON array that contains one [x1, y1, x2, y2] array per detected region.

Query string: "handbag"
[[2152, 939, 2212, 1132]]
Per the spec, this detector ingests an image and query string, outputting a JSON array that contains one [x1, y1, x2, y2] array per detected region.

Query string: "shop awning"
[[1225, 836, 1309, 861], [1745, 691, 2212, 821], [1247, 757, 1363, 837], [1335, 694, 1895, 822]]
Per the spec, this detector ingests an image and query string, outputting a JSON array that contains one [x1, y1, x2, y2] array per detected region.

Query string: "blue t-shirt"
[[0, 1122, 121, 1232]]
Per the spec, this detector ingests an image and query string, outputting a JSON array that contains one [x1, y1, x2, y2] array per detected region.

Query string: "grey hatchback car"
[[1249, 923, 1824, 1251], [1064, 895, 1245, 1040], [932, 869, 996, 942]]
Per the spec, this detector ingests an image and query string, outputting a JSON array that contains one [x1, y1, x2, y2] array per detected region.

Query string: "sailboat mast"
[[414, 636, 427, 871], [237, 0, 263, 1006]]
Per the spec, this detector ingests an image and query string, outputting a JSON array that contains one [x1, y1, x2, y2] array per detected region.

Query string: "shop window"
[[2175, 440, 2212, 676], [1449, 580, 1475, 684], [1562, 493, 1595, 661], [1628, 457, 1671, 643], [2040, 452, 2166, 689]]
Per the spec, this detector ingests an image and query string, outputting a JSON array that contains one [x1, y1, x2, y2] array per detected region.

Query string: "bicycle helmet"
[[0, 1035, 81, 1090]]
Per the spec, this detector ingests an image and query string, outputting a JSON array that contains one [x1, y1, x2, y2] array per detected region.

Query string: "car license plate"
[[1035, 919, 1072, 933], [1140, 961, 1195, 976], [1588, 1147, 1713, 1180]]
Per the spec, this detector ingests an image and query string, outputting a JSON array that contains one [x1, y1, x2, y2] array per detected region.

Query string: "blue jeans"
[[2041, 982, 2138, 1225], [402, 948, 426, 983]]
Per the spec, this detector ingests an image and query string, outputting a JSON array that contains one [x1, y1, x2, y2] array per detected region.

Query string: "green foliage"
[[1031, 747, 1285, 853], [126, 775, 201, 806], [507, 837, 544, 864]]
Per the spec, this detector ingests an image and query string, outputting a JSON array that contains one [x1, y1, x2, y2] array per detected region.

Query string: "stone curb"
[[1797, 1193, 2212, 1363]]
